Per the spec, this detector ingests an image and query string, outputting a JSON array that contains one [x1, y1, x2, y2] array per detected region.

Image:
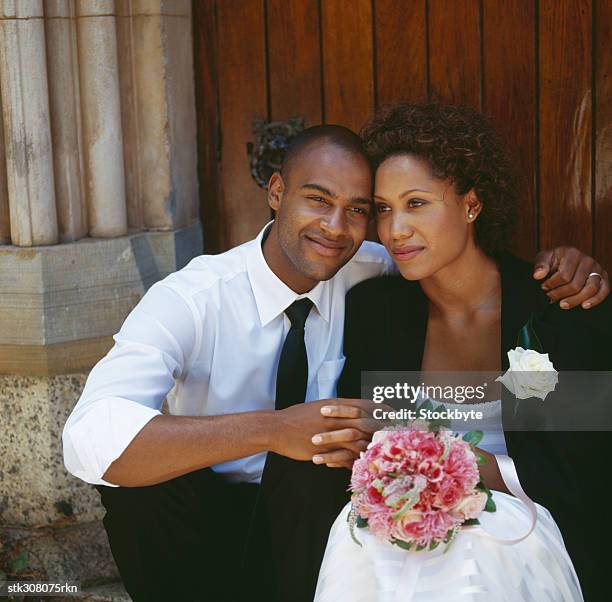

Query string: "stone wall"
[[0, 0, 202, 591]]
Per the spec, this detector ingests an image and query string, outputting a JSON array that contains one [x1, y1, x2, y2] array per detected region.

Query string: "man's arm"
[[63, 281, 381, 487], [102, 398, 383, 486], [533, 246, 609, 308]]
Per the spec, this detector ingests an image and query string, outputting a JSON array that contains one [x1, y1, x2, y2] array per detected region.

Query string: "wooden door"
[[193, 0, 611, 271]]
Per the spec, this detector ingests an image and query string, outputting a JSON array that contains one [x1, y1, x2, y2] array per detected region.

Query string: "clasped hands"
[[271, 398, 391, 470]]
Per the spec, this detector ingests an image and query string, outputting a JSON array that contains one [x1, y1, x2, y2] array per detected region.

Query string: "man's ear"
[[268, 172, 285, 212], [464, 189, 482, 223]]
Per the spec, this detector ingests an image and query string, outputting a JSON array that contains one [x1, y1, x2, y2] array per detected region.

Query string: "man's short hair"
[[280, 124, 370, 182]]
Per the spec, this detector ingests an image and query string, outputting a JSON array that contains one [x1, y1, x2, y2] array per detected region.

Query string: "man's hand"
[[533, 246, 609, 309], [270, 398, 387, 468]]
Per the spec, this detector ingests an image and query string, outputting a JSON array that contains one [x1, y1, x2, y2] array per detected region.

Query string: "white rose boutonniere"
[[496, 347, 559, 400]]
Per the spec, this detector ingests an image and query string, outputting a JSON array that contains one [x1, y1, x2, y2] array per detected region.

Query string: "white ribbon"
[[462, 454, 538, 545]]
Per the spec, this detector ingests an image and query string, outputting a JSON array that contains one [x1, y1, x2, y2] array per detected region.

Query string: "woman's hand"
[[310, 400, 393, 469]]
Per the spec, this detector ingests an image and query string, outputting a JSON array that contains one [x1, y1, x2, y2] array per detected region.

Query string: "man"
[[63, 125, 608, 602]]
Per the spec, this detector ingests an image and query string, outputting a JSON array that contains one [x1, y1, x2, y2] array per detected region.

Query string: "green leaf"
[[516, 315, 544, 353], [10, 551, 28, 573], [418, 399, 434, 413], [392, 539, 413, 551], [415, 543, 427, 551], [349, 509, 363, 547], [428, 415, 452, 432], [485, 496, 497, 513], [356, 517, 368, 529], [462, 518, 480, 526], [477, 480, 492, 496], [474, 450, 488, 466], [462, 430, 484, 447], [428, 540, 440, 551]]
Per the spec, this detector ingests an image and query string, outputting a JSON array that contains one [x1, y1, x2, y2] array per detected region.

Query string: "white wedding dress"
[[315, 400, 583, 602]]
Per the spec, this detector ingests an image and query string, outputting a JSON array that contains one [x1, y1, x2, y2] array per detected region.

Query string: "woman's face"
[[374, 154, 477, 281]]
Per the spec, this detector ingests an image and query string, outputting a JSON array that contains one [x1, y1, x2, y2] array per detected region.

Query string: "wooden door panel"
[[595, 0, 612, 269], [428, 0, 481, 109], [483, 0, 537, 260], [375, 0, 427, 108], [268, 0, 322, 125], [217, 0, 269, 248], [193, 0, 222, 253], [321, 0, 375, 131], [539, 0, 592, 253]]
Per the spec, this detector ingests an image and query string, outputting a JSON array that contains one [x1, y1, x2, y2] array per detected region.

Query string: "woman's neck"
[[419, 243, 501, 320]]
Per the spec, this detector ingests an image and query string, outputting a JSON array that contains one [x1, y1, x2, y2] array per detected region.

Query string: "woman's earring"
[[468, 212, 474, 220]]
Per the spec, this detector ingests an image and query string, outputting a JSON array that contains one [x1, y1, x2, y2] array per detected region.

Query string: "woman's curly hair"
[[361, 102, 519, 255]]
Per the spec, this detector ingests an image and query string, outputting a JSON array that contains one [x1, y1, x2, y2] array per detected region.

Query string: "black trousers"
[[97, 464, 351, 602], [242, 456, 351, 602], [96, 468, 259, 602]]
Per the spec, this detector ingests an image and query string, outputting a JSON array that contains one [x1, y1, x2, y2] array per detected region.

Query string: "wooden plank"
[[267, 0, 322, 125], [375, 0, 427, 107], [482, 0, 537, 260], [428, 0, 481, 109], [193, 0, 223, 253], [595, 0, 612, 270], [539, 0, 592, 252], [321, 0, 374, 132], [216, 0, 268, 249]]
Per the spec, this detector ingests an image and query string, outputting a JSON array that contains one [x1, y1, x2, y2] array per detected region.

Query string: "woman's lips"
[[392, 246, 425, 261], [306, 236, 346, 257]]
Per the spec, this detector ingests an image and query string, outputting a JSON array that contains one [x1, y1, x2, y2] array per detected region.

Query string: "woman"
[[315, 103, 610, 601]]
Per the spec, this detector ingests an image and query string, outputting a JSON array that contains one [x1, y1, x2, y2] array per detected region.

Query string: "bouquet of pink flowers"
[[349, 428, 495, 551]]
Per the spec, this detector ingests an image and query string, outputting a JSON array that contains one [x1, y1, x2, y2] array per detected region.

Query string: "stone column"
[[0, 0, 59, 246], [116, 0, 144, 231], [0, 84, 10, 244], [76, 0, 128, 238], [45, 0, 88, 242], [117, 0, 199, 231]]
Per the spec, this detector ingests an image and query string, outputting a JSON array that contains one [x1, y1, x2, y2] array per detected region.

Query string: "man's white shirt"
[[62, 223, 394, 486]]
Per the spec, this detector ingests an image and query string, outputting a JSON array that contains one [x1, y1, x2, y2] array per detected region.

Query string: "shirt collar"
[[246, 221, 332, 327]]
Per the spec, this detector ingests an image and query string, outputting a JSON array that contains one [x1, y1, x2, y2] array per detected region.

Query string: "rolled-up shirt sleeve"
[[62, 282, 198, 486]]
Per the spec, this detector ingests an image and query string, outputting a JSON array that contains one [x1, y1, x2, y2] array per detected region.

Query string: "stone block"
[[0, 224, 203, 364], [0, 374, 102, 527], [0, 520, 119, 586]]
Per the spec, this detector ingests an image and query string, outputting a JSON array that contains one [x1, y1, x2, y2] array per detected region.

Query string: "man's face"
[[267, 143, 373, 290]]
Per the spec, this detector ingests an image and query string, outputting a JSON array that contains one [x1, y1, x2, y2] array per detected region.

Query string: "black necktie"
[[275, 298, 313, 409], [244, 298, 350, 602], [241, 298, 315, 601]]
